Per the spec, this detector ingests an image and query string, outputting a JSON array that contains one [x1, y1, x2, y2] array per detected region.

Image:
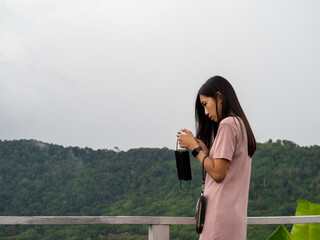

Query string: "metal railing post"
[[148, 224, 169, 240]]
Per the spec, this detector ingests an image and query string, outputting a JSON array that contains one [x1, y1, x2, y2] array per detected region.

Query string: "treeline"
[[0, 139, 319, 239]]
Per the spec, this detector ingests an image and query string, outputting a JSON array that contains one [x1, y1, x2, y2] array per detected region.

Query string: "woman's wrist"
[[189, 143, 200, 151]]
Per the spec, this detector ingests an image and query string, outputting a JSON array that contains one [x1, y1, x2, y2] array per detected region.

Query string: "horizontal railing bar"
[[0, 216, 195, 225], [248, 216, 320, 225], [0, 216, 319, 226]]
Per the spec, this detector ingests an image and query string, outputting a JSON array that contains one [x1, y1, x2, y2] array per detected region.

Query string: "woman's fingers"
[[196, 138, 204, 146], [195, 138, 209, 154], [178, 142, 187, 148], [177, 137, 187, 148], [181, 128, 191, 134], [177, 131, 189, 147], [177, 129, 198, 149]]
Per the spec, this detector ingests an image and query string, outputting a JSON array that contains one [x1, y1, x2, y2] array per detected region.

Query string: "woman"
[[177, 76, 256, 240]]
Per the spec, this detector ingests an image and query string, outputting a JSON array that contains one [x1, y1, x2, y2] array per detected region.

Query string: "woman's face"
[[199, 94, 222, 122]]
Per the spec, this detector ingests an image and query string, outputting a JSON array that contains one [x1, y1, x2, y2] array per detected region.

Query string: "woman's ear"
[[216, 91, 222, 102]]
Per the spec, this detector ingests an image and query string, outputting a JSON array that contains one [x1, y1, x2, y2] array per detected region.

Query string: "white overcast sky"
[[0, 0, 319, 150]]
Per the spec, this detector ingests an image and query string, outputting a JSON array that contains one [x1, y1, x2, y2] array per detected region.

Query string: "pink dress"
[[199, 117, 252, 240]]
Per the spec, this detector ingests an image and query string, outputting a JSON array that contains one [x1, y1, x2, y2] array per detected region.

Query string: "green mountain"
[[0, 139, 319, 240]]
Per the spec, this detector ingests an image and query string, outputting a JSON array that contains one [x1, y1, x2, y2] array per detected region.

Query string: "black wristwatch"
[[192, 146, 203, 157]]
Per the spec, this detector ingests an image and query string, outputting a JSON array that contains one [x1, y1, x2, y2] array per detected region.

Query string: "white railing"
[[0, 216, 320, 240]]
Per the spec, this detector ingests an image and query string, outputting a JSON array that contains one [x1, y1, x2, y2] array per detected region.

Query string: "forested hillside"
[[0, 139, 319, 240]]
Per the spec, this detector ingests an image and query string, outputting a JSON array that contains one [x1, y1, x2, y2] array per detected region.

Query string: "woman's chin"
[[210, 117, 217, 122]]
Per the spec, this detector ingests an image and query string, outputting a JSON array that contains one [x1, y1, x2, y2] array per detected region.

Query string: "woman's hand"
[[177, 129, 199, 151], [195, 138, 209, 156]]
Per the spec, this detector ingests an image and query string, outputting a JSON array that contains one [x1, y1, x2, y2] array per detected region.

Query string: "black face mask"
[[175, 139, 192, 181]]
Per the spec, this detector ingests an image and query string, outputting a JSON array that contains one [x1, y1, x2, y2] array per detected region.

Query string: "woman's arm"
[[194, 150, 229, 183], [177, 129, 229, 183], [195, 138, 209, 156]]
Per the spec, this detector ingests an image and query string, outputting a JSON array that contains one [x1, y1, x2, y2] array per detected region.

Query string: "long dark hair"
[[195, 76, 256, 157]]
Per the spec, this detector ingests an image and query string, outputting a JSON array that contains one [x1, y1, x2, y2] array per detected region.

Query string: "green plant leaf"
[[266, 225, 291, 240], [291, 200, 320, 240]]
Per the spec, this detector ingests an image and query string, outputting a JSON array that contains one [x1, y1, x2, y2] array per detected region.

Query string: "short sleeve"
[[212, 122, 237, 161]]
